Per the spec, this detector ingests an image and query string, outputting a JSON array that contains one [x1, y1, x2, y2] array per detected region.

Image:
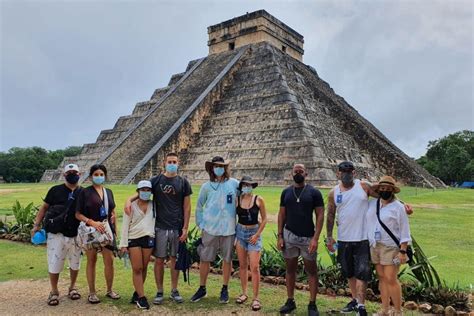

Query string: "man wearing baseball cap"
[[31, 163, 83, 306]]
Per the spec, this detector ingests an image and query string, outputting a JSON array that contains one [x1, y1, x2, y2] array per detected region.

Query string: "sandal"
[[235, 294, 248, 304], [88, 293, 100, 304], [106, 290, 121, 300], [68, 288, 81, 300], [251, 299, 262, 311], [47, 292, 59, 306]]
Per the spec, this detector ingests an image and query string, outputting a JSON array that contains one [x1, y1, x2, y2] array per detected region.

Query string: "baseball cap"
[[338, 161, 354, 171], [64, 163, 79, 173], [137, 180, 152, 189]]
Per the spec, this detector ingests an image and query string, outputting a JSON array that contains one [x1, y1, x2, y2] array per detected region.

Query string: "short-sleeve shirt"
[[150, 174, 192, 230], [44, 184, 82, 237], [44, 184, 77, 206], [280, 184, 324, 237], [76, 186, 116, 227]]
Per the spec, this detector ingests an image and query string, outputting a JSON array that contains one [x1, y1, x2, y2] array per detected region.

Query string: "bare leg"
[[69, 269, 79, 290], [141, 249, 153, 284], [49, 273, 60, 294], [236, 242, 248, 295], [129, 247, 145, 297], [355, 279, 367, 304], [248, 250, 261, 300], [199, 261, 210, 286], [169, 257, 179, 290], [348, 277, 357, 299], [85, 249, 98, 293], [154, 257, 165, 292], [385, 265, 402, 311], [375, 264, 389, 312], [285, 257, 298, 299], [222, 260, 231, 286], [102, 248, 115, 292], [303, 258, 318, 302]]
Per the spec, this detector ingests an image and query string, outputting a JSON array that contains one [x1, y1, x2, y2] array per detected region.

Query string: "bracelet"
[[399, 249, 407, 254], [33, 223, 39, 228]]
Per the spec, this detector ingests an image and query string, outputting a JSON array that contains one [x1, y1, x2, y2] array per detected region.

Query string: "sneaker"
[[170, 289, 184, 303], [357, 305, 368, 316], [219, 286, 229, 304], [279, 298, 296, 314], [308, 303, 320, 316], [136, 296, 150, 310], [190, 287, 207, 302], [153, 292, 164, 305], [130, 291, 138, 304], [341, 299, 358, 313]]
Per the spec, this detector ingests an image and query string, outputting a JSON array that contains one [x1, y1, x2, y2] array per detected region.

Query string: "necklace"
[[210, 181, 221, 191], [293, 184, 307, 203]]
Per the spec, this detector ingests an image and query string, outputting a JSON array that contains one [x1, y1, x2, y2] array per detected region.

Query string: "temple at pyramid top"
[[208, 10, 304, 61], [41, 10, 445, 188]]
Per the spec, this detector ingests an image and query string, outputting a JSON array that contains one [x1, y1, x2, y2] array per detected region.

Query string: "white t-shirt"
[[119, 200, 155, 247], [366, 199, 411, 248], [334, 179, 369, 242]]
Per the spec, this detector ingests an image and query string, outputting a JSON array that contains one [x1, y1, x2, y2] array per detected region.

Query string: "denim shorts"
[[235, 223, 262, 252]]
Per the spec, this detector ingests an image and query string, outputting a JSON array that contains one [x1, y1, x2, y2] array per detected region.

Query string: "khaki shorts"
[[198, 230, 235, 263], [370, 242, 399, 265]]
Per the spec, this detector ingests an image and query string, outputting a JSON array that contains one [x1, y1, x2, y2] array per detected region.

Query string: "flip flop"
[[47, 292, 59, 306], [106, 291, 121, 300], [235, 294, 248, 304], [68, 288, 81, 300]]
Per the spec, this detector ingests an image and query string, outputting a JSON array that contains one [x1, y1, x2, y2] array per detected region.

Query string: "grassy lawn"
[[1, 182, 473, 289], [0, 239, 381, 313]]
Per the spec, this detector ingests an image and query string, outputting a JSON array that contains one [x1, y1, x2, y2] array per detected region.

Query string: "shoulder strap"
[[252, 195, 258, 208], [376, 198, 400, 247], [103, 188, 109, 215]]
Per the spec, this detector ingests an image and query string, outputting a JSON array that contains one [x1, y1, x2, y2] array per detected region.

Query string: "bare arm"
[[361, 181, 378, 198], [75, 211, 106, 233], [309, 206, 324, 253], [124, 193, 139, 215], [277, 206, 286, 250], [326, 189, 336, 238], [249, 196, 268, 245], [31, 202, 49, 236], [179, 195, 191, 242]]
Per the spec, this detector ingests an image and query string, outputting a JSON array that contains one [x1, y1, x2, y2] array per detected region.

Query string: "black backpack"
[[43, 187, 82, 237]]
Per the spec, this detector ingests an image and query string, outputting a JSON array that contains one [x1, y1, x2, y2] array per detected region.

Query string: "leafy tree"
[[0, 146, 82, 183], [417, 130, 474, 184]]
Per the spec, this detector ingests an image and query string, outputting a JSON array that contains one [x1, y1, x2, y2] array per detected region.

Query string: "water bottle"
[[122, 252, 130, 269]]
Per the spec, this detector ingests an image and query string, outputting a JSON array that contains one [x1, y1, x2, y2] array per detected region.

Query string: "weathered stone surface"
[[419, 303, 432, 313], [432, 304, 445, 314], [445, 306, 457, 316], [42, 11, 444, 188]]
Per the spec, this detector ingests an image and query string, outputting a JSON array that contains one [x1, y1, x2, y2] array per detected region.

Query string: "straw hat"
[[372, 175, 401, 193]]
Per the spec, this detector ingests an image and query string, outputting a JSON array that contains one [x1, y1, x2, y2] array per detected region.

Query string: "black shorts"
[[337, 240, 371, 281], [128, 235, 155, 249]]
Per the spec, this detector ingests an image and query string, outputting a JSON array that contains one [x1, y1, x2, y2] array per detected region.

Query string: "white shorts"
[[47, 233, 82, 274]]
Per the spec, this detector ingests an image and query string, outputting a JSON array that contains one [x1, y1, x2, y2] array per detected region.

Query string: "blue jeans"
[[235, 224, 262, 252]]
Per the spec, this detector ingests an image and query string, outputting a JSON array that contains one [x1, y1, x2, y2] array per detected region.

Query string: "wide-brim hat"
[[238, 175, 258, 190], [373, 175, 401, 193], [205, 156, 230, 173]]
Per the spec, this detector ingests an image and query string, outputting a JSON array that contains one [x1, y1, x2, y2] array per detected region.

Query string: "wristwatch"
[[399, 249, 407, 254]]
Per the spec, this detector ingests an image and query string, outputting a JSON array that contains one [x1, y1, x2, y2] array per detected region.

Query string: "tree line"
[[0, 146, 82, 183], [0, 130, 472, 184]]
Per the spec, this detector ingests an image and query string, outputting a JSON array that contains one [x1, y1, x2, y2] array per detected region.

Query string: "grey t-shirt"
[[150, 174, 192, 230]]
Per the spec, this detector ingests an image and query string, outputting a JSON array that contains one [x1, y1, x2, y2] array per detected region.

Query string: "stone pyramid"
[[41, 10, 444, 188]]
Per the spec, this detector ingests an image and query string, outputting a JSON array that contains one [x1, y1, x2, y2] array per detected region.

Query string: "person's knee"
[[386, 274, 398, 285], [155, 258, 165, 266], [132, 266, 143, 275], [249, 263, 259, 274]]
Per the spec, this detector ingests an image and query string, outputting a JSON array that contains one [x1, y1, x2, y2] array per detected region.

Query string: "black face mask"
[[293, 173, 305, 184], [379, 191, 393, 200], [65, 173, 80, 184], [341, 172, 354, 186]]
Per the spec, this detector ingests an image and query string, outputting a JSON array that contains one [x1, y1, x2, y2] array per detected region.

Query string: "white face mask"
[[241, 187, 253, 194], [139, 191, 152, 201]]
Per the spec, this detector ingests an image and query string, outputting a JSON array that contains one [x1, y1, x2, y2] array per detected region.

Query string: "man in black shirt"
[[125, 152, 192, 304], [277, 164, 324, 316], [31, 163, 83, 306]]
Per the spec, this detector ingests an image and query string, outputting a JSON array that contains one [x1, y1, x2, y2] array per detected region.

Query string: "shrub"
[[10, 201, 38, 238]]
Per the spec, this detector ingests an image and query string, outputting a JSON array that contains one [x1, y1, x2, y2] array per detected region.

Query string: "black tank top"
[[236, 195, 260, 225]]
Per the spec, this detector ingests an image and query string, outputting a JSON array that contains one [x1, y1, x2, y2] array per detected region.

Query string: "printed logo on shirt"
[[160, 184, 176, 195]]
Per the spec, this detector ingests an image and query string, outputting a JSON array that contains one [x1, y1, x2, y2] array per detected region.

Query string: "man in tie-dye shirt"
[[190, 156, 239, 304]]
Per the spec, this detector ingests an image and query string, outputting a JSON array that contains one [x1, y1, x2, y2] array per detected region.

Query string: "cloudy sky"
[[1, 0, 472, 158]]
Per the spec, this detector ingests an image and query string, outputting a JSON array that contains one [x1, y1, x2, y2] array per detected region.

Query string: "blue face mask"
[[92, 175, 105, 185], [139, 191, 152, 201], [166, 163, 178, 173], [241, 187, 253, 194], [213, 167, 225, 177]]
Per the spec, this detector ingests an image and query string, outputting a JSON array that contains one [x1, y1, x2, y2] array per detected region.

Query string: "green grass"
[[1, 183, 473, 288], [0, 239, 380, 313]]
